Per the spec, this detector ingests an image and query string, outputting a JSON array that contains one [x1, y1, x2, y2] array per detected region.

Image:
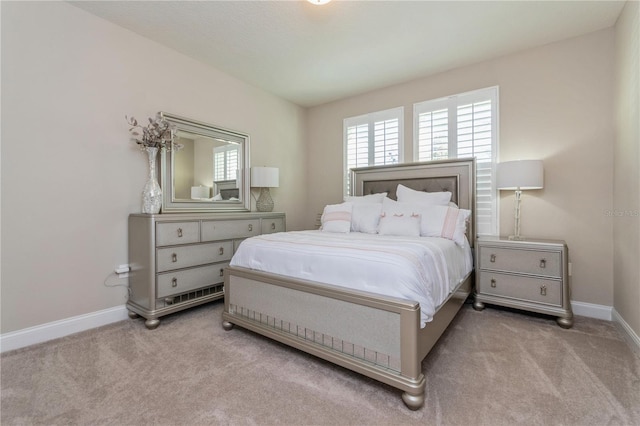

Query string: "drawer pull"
[[271, 222, 276, 230], [219, 268, 224, 277], [490, 278, 496, 288], [248, 224, 253, 231], [539, 258, 546, 268], [177, 228, 183, 238], [171, 277, 178, 288], [171, 253, 177, 263], [219, 247, 224, 256], [490, 254, 496, 263], [540, 285, 547, 296]]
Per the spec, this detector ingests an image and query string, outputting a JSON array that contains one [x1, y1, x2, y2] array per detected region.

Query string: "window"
[[344, 107, 403, 196], [414, 87, 498, 235], [214, 145, 239, 182]]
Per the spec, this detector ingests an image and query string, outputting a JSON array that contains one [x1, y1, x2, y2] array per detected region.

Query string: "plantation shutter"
[[213, 145, 239, 181], [414, 87, 498, 236], [344, 107, 403, 196]]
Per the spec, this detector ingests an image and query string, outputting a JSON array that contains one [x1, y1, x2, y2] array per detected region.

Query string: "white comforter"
[[230, 230, 473, 327]]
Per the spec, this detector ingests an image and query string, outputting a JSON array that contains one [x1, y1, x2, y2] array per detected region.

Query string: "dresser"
[[128, 212, 286, 329], [473, 237, 573, 328]]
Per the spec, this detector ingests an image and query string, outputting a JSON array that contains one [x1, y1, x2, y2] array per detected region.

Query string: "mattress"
[[230, 230, 473, 327]]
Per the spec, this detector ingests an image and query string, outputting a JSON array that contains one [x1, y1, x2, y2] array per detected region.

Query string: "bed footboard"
[[222, 266, 427, 409]]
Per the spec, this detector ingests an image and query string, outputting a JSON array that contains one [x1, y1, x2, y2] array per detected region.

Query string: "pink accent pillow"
[[321, 203, 352, 233]]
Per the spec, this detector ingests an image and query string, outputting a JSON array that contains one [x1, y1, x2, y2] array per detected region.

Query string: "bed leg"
[[402, 390, 425, 410], [222, 320, 234, 331]]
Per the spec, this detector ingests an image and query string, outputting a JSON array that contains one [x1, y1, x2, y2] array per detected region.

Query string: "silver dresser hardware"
[[127, 212, 285, 329]]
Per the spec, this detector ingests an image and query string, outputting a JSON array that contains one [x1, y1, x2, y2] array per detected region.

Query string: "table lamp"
[[497, 160, 544, 240], [251, 167, 279, 212]]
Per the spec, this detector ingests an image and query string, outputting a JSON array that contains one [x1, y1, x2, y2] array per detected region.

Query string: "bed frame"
[[222, 158, 476, 410]]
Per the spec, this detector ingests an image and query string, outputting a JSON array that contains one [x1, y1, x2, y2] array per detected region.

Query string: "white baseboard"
[[612, 308, 640, 353], [571, 300, 612, 320], [0, 305, 128, 353], [571, 301, 640, 353]]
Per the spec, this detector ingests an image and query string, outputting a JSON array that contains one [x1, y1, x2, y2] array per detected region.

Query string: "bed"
[[221, 158, 476, 410]]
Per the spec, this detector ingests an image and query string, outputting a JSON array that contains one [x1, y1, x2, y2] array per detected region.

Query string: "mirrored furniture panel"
[[128, 212, 285, 329], [159, 112, 251, 213]]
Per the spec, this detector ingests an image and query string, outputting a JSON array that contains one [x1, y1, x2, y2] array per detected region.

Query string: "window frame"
[[413, 86, 499, 236], [343, 106, 404, 197]]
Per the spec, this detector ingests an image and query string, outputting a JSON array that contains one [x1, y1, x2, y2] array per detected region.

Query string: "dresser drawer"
[[201, 219, 260, 241], [478, 272, 562, 307], [156, 241, 233, 273], [479, 246, 561, 278], [156, 221, 200, 246], [261, 217, 285, 234], [157, 262, 229, 298]]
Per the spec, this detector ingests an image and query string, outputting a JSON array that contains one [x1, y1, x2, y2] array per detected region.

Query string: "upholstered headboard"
[[363, 176, 459, 204], [351, 158, 476, 246]]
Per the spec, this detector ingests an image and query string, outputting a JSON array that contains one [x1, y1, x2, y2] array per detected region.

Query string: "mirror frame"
[[159, 112, 251, 213]]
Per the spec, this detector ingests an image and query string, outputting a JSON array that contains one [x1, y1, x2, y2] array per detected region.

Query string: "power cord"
[[103, 272, 131, 296]]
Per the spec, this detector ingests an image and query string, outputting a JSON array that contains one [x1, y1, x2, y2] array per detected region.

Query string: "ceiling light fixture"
[[307, 0, 332, 5]]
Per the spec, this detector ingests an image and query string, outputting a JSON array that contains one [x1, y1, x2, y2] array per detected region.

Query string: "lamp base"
[[508, 235, 526, 241], [256, 187, 274, 212]]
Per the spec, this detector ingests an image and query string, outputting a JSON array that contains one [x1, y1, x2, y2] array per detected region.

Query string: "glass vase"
[[141, 146, 162, 214]]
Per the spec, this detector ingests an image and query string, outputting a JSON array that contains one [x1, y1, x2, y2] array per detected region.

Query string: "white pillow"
[[378, 198, 421, 236], [381, 198, 470, 246], [344, 192, 388, 204], [378, 213, 421, 237], [420, 205, 471, 246], [396, 184, 451, 206], [351, 203, 383, 234], [321, 203, 352, 233]]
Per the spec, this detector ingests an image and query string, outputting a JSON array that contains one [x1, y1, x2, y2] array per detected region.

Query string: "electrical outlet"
[[115, 264, 130, 279]]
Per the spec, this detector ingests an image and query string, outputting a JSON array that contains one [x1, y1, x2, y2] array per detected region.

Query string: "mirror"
[[159, 112, 251, 212]]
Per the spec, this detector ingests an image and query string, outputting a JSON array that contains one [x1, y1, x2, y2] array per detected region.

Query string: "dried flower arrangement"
[[126, 113, 179, 151]]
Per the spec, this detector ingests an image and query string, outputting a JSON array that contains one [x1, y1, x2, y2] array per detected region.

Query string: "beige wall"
[[2, 1, 634, 338], [0, 2, 307, 333], [614, 1, 640, 337], [306, 29, 615, 308]]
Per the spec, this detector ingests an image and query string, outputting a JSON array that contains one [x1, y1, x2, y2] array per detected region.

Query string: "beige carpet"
[[2, 301, 639, 425]]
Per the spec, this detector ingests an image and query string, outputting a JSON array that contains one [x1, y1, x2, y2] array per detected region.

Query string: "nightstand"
[[473, 237, 573, 328]]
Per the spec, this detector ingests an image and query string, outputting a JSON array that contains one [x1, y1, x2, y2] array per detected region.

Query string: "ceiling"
[[71, 1, 625, 107]]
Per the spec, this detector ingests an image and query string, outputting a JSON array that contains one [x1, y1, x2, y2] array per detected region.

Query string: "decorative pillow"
[[321, 203, 352, 233], [396, 184, 451, 206], [378, 213, 421, 237], [381, 198, 470, 245], [378, 198, 420, 236], [344, 192, 388, 204], [420, 205, 471, 246], [351, 203, 383, 234]]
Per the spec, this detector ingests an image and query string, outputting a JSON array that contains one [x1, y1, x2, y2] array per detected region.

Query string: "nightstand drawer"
[[157, 262, 229, 298], [479, 246, 562, 278], [201, 219, 261, 241], [156, 241, 233, 273], [478, 272, 562, 307], [156, 221, 200, 246]]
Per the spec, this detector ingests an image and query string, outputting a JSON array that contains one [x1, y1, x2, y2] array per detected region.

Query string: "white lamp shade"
[[251, 167, 279, 188], [497, 160, 544, 190], [191, 186, 210, 199]]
